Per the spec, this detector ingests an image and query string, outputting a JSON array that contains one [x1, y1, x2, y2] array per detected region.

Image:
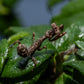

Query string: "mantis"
[[10, 23, 66, 68]]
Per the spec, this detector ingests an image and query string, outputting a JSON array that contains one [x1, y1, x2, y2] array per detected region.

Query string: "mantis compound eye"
[[17, 44, 28, 57]]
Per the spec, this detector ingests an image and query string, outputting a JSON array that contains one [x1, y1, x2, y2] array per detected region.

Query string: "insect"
[[10, 23, 66, 68]]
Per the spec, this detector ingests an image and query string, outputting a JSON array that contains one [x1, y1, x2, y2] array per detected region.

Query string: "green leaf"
[[75, 40, 84, 50], [4, 25, 50, 37], [1, 36, 55, 82], [55, 73, 64, 84], [0, 39, 8, 73], [63, 73, 79, 84], [8, 32, 29, 46], [76, 49, 84, 60], [54, 73, 79, 84], [66, 60, 84, 84], [63, 61, 84, 76], [64, 54, 76, 62]]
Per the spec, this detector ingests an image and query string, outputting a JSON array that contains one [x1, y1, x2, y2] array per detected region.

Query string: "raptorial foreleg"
[[49, 32, 66, 41]]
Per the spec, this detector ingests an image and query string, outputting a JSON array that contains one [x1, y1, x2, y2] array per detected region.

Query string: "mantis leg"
[[49, 32, 66, 41], [32, 32, 35, 43], [38, 46, 47, 52], [31, 56, 37, 70], [9, 40, 21, 52]]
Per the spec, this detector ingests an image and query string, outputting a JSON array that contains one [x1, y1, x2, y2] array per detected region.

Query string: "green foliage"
[[76, 49, 84, 60], [55, 73, 64, 84], [63, 61, 84, 75], [47, 0, 74, 10], [0, 13, 20, 33], [1, 22, 84, 84], [49, 2, 84, 83], [63, 73, 79, 84], [60, 0, 84, 17], [0, 0, 20, 34], [75, 41, 84, 50], [63, 39, 84, 84], [75, 41, 84, 60], [51, 0, 84, 27], [3, 0, 17, 8], [47, 0, 62, 10], [51, 11, 84, 27], [54, 23, 84, 84], [0, 4, 9, 15], [63, 61, 84, 84], [52, 22, 84, 52], [54, 73, 79, 84]]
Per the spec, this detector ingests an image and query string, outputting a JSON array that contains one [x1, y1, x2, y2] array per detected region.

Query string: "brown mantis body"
[[10, 23, 66, 67]]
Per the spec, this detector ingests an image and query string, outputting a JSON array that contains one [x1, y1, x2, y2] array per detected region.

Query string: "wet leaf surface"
[[63, 61, 84, 76], [75, 40, 84, 50], [0, 39, 8, 73], [54, 73, 79, 84], [1, 36, 55, 82], [76, 49, 84, 60], [1, 23, 84, 83]]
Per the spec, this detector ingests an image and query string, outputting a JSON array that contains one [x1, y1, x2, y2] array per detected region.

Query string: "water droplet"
[[4, 49, 8, 58]]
